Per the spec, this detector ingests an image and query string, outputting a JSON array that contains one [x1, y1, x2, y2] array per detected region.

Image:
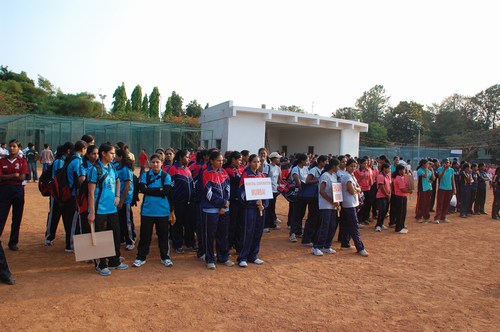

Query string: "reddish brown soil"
[[0, 183, 499, 331]]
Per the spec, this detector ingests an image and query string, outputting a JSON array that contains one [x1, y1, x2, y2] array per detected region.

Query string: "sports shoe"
[[341, 245, 354, 250], [358, 249, 369, 257], [289, 233, 297, 242], [253, 258, 265, 264], [108, 263, 128, 270], [302, 242, 313, 247], [175, 248, 184, 254], [65, 249, 74, 253], [287, 225, 291, 230], [375, 226, 382, 232], [263, 228, 270, 233], [312, 248, 324, 256], [239, 261, 248, 267], [188, 246, 198, 252], [357, 223, 365, 229], [381, 225, 388, 230], [198, 254, 206, 261], [223, 260, 235, 267], [441, 219, 451, 223], [1, 276, 16, 285], [95, 267, 111, 276], [125, 244, 135, 251], [397, 228, 409, 234], [321, 248, 336, 254], [275, 218, 283, 224], [433, 220, 440, 224], [132, 259, 146, 267], [416, 218, 423, 223], [44, 240, 52, 246], [361, 220, 370, 225], [206, 262, 216, 270], [424, 219, 431, 223], [161, 259, 173, 267]]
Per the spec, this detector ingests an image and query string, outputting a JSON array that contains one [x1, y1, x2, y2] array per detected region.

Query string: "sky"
[[1, 0, 499, 117]]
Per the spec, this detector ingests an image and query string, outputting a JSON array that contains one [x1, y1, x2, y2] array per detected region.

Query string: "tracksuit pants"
[[290, 198, 307, 236], [0, 241, 12, 282], [172, 201, 195, 250], [475, 188, 486, 213], [229, 199, 242, 252], [492, 191, 500, 219], [302, 199, 320, 244], [265, 193, 279, 229], [0, 185, 25, 248], [416, 191, 432, 220], [136, 216, 170, 261], [460, 186, 471, 217], [61, 197, 76, 250], [118, 203, 136, 246], [194, 202, 205, 258], [341, 207, 365, 252], [376, 197, 389, 228], [94, 213, 121, 269], [203, 211, 230, 264], [238, 207, 265, 263], [392, 195, 408, 232], [434, 189, 453, 221], [314, 209, 337, 249]]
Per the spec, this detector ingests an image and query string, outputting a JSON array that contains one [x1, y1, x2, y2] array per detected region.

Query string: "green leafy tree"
[[355, 85, 390, 123], [205, 103, 209, 109], [125, 99, 132, 113], [185, 99, 203, 117], [37, 75, 55, 95], [142, 94, 149, 116], [360, 122, 388, 147], [130, 85, 143, 113], [469, 84, 500, 129], [148, 87, 160, 119], [385, 101, 424, 144], [111, 83, 127, 113], [332, 107, 361, 120], [164, 91, 184, 117], [279, 105, 304, 113]]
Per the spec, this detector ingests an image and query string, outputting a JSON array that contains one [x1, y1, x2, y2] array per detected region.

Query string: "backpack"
[[51, 155, 78, 204], [38, 164, 54, 197], [277, 167, 298, 202], [76, 163, 105, 214]]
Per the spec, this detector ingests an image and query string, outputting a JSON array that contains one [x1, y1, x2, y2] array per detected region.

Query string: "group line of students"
[[1, 138, 499, 283]]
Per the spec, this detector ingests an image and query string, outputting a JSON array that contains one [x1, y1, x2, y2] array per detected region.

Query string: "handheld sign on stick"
[[243, 178, 273, 216], [73, 222, 115, 262]]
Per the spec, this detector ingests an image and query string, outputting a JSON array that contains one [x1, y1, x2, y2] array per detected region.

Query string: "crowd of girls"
[[1, 138, 498, 284]]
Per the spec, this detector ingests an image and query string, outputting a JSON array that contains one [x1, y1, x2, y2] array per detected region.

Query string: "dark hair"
[[461, 162, 470, 170], [393, 164, 405, 178], [346, 158, 357, 167], [381, 163, 391, 170], [292, 153, 308, 167], [56, 142, 74, 162], [174, 149, 188, 163], [83, 145, 98, 163], [478, 163, 485, 168], [98, 143, 114, 159], [155, 148, 165, 154], [258, 147, 267, 155], [223, 151, 242, 168], [196, 149, 209, 163], [248, 154, 259, 164], [209, 150, 222, 162], [150, 153, 162, 162], [116, 142, 125, 150], [8, 138, 19, 146], [74, 140, 88, 152], [240, 150, 250, 157], [471, 163, 477, 168], [317, 155, 328, 164], [321, 158, 340, 175], [44, 143, 49, 149], [358, 158, 366, 165], [116, 149, 134, 170], [81, 134, 94, 144], [416, 159, 428, 171]]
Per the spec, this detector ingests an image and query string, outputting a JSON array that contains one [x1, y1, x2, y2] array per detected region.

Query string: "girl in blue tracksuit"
[[201, 151, 233, 269], [115, 149, 136, 250], [133, 153, 172, 268], [237, 154, 268, 267], [169, 149, 195, 253], [189, 149, 209, 259], [88, 143, 128, 276], [74, 145, 98, 236], [223, 151, 243, 252]]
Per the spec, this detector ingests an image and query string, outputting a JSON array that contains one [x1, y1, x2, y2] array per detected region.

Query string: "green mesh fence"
[[359, 145, 463, 163], [0, 114, 212, 158]]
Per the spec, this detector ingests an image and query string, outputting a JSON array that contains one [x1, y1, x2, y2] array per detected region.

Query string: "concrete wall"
[[278, 127, 341, 155], [227, 113, 266, 154], [339, 128, 360, 157]]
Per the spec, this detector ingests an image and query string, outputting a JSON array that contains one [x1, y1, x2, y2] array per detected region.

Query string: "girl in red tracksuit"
[[201, 151, 233, 269], [237, 154, 268, 267], [169, 149, 195, 253]]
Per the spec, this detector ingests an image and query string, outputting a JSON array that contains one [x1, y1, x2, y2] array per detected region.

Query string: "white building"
[[199, 101, 368, 156]]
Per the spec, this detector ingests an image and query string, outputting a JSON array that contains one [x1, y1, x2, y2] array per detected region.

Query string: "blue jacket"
[[200, 165, 230, 212], [168, 162, 194, 204]]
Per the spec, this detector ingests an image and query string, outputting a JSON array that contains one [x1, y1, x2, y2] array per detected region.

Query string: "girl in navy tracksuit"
[[223, 151, 243, 252], [169, 149, 195, 253], [115, 149, 136, 250], [189, 150, 209, 259], [133, 153, 173, 268], [201, 151, 233, 269], [237, 154, 268, 267]]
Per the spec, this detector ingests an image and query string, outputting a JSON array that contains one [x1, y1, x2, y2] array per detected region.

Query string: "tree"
[[332, 107, 361, 120], [148, 87, 160, 119], [111, 83, 127, 113], [205, 103, 209, 109], [355, 85, 390, 123], [142, 94, 149, 116], [185, 99, 203, 117], [469, 84, 500, 129], [278, 105, 304, 113], [360, 122, 389, 147], [130, 85, 143, 113], [385, 101, 424, 144], [164, 91, 184, 117], [125, 99, 132, 113], [37, 75, 55, 95]]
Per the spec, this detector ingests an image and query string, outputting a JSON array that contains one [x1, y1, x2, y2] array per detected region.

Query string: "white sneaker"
[[206, 262, 216, 270], [289, 233, 297, 242], [223, 260, 235, 267], [375, 226, 382, 232], [398, 228, 409, 234], [263, 228, 270, 233], [275, 218, 282, 224], [381, 225, 388, 230], [433, 220, 440, 224], [321, 248, 336, 254], [161, 259, 173, 267], [132, 259, 146, 267], [253, 258, 265, 265], [312, 248, 324, 256], [357, 223, 365, 229], [358, 249, 369, 257], [239, 261, 248, 268], [125, 244, 135, 251], [417, 218, 423, 223], [441, 219, 451, 223]]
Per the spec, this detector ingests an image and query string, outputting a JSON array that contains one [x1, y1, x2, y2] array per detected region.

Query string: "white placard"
[[244, 177, 274, 200], [332, 183, 343, 202]]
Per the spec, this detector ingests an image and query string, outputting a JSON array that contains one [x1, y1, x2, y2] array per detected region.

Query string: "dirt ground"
[[0, 181, 499, 331]]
